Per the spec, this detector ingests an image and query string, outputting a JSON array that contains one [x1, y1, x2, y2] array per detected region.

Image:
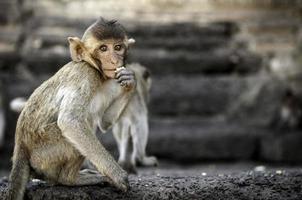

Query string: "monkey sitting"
[[112, 63, 158, 173], [8, 18, 136, 200], [11, 64, 158, 174]]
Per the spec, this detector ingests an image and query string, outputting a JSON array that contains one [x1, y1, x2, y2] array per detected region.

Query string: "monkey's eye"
[[99, 45, 107, 52], [114, 45, 122, 51]]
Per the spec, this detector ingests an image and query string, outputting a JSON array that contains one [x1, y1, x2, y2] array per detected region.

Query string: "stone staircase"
[[0, 0, 302, 199], [0, 0, 301, 167]]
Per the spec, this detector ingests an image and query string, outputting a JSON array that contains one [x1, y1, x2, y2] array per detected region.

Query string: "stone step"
[[28, 0, 302, 25], [0, 74, 255, 117], [31, 16, 237, 37], [129, 48, 261, 75], [25, 18, 237, 53], [100, 117, 302, 163], [134, 36, 229, 51], [24, 21, 235, 53], [1, 170, 302, 199], [20, 17, 262, 75], [21, 44, 261, 75], [29, 26, 230, 51], [149, 75, 247, 116], [148, 74, 281, 117], [0, 1, 19, 25], [100, 118, 260, 162], [1, 73, 282, 119]]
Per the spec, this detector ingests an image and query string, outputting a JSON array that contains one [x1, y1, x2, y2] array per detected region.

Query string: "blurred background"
[[0, 0, 302, 176]]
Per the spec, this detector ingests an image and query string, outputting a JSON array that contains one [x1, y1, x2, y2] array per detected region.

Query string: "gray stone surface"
[[100, 118, 263, 162], [260, 131, 302, 163], [1, 170, 302, 200], [20, 18, 261, 75], [226, 73, 287, 126], [149, 75, 247, 116]]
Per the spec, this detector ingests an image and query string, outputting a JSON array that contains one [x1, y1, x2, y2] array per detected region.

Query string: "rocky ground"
[[0, 162, 302, 200]]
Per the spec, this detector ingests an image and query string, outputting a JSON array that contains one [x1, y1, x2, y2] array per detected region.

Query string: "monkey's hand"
[[115, 67, 136, 90], [109, 171, 129, 192]]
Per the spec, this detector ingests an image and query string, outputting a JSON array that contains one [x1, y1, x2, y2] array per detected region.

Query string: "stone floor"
[[1, 161, 302, 200]]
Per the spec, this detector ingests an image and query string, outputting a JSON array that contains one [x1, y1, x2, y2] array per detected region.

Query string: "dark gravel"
[[0, 170, 302, 200]]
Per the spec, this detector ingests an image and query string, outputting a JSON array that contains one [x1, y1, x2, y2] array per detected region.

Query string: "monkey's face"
[[93, 38, 127, 78], [68, 36, 127, 79]]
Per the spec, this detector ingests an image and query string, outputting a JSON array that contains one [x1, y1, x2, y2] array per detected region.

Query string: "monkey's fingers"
[[117, 75, 134, 83], [115, 69, 134, 79], [120, 80, 136, 88], [109, 175, 129, 192]]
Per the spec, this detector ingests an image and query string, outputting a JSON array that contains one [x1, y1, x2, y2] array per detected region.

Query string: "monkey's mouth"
[[103, 66, 125, 73], [103, 68, 116, 72]]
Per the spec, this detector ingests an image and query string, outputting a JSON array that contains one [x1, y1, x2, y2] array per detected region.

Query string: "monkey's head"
[[68, 17, 134, 79]]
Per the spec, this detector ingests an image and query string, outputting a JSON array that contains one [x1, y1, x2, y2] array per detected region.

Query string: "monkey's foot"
[[138, 156, 158, 167]]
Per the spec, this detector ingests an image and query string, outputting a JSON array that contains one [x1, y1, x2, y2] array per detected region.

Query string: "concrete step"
[[149, 75, 247, 116], [149, 74, 283, 118], [21, 44, 261, 75], [1, 169, 302, 199], [31, 16, 237, 38], [29, 25, 230, 52], [101, 118, 261, 162], [0, 26, 22, 69], [0, 0, 19, 24], [99, 117, 302, 163], [20, 18, 262, 75], [2, 73, 280, 118], [129, 48, 261, 75], [0, 73, 283, 135]]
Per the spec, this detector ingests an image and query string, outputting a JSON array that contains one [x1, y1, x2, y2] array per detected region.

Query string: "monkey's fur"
[[8, 18, 135, 200], [11, 63, 158, 175], [112, 63, 158, 173]]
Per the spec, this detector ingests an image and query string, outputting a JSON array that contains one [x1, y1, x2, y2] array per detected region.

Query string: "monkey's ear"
[[127, 38, 135, 46], [68, 37, 85, 62]]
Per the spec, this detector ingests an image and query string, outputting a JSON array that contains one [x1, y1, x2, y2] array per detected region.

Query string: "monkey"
[[10, 63, 158, 175], [7, 17, 136, 200], [271, 89, 302, 130], [112, 63, 158, 173]]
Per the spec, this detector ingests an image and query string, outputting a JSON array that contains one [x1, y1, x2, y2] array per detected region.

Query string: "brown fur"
[[8, 18, 135, 200]]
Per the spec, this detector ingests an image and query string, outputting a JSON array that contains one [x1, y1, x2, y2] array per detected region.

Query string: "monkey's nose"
[[110, 57, 118, 64]]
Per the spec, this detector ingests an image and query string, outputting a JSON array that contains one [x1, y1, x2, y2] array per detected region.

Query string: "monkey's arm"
[[57, 95, 128, 191], [99, 68, 136, 132]]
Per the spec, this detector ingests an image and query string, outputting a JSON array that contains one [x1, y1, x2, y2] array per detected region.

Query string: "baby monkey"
[[112, 63, 158, 174], [8, 18, 136, 200]]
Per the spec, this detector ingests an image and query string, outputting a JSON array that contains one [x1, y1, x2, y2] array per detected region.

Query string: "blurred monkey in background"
[[272, 89, 302, 130], [112, 63, 158, 174]]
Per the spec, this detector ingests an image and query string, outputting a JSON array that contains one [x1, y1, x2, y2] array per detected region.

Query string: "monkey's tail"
[[7, 144, 30, 200]]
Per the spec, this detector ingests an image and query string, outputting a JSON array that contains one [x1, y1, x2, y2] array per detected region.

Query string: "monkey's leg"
[[59, 126, 129, 191], [32, 144, 109, 186], [113, 120, 136, 173], [58, 168, 110, 186], [131, 116, 158, 167], [30, 142, 84, 184]]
